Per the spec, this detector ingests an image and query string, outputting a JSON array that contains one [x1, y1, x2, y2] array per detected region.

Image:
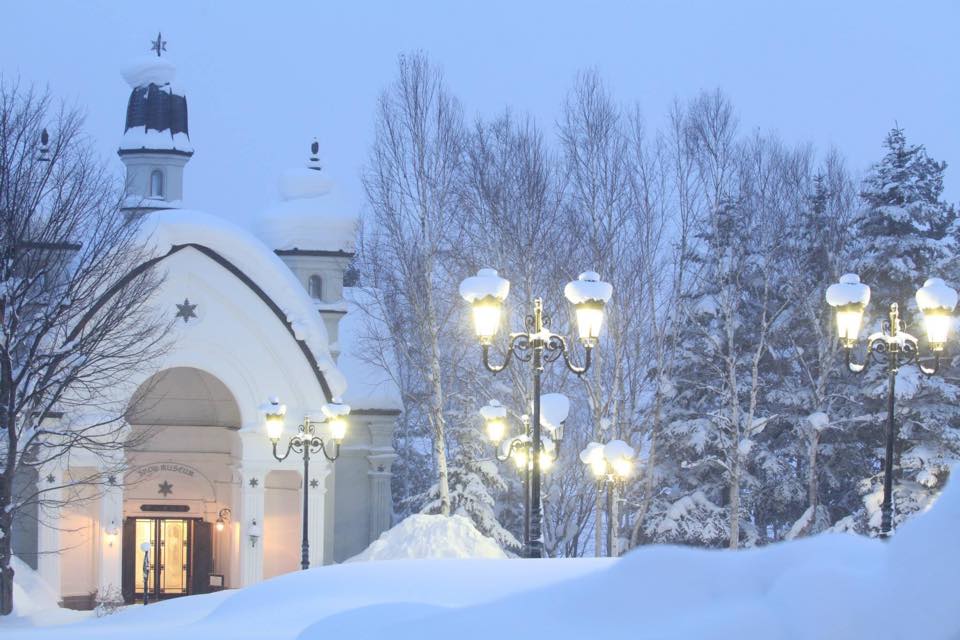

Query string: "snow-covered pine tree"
[[416, 408, 520, 551], [849, 127, 959, 532]]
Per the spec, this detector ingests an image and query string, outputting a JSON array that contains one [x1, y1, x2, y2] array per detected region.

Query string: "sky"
[[1, 0, 958, 232]]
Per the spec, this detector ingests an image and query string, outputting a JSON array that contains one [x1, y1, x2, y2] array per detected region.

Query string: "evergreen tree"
[[849, 127, 959, 532]]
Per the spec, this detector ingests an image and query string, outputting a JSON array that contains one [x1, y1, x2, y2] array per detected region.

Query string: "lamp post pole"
[[264, 400, 348, 569], [827, 276, 957, 538], [464, 270, 611, 558]]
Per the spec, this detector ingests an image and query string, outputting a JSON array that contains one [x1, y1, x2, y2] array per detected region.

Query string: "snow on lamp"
[[322, 399, 351, 443], [480, 400, 508, 444], [262, 397, 286, 443], [580, 441, 607, 478], [916, 278, 958, 351], [564, 271, 612, 347], [826, 274, 871, 348], [604, 440, 636, 480], [460, 268, 510, 345]]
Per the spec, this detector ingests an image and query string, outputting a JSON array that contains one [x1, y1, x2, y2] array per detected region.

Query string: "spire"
[[150, 32, 167, 57]]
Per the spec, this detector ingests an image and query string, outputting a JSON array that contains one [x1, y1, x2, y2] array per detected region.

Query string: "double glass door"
[[134, 518, 190, 598]]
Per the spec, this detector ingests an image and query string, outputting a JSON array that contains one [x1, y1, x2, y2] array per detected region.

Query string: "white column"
[[36, 468, 62, 599], [367, 453, 397, 543], [237, 465, 266, 586], [306, 464, 330, 567], [97, 478, 124, 597]]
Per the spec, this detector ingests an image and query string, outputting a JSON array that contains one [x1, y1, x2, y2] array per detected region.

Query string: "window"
[[150, 170, 164, 198], [308, 275, 323, 300]]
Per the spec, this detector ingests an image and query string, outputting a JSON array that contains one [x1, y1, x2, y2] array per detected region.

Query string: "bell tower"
[[118, 33, 193, 214]]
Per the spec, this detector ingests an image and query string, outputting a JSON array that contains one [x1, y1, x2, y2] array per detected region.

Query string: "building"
[[12, 42, 401, 608]]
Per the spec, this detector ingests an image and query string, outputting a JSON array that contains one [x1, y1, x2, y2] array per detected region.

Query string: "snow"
[[120, 127, 193, 153], [0, 557, 92, 628], [254, 162, 357, 252], [459, 268, 510, 302], [603, 439, 635, 461], [121, 55, 176, 88], [579, 441, 605, 465], [539, 392, 569, 430], [916, 277, 958, 311], [348, 513, 508, 562], [807, 411, 830, 431], [825, 273, 871, 307], [563, 270, 613, 305], [140, 209, 346, 398], [8, 472, 960, 638], [336, 287, 403, 411], [478, 399, 506, 420]]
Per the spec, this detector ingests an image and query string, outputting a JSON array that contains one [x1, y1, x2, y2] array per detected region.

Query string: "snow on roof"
[[121, 55, 176, 88], [336, 287, 403, 411], [140, 209, 345, 397], [348, 513, 507, 561], [826, 273, 871, 307], [255, 164, 357, 253], [120, 128, 194, 154]]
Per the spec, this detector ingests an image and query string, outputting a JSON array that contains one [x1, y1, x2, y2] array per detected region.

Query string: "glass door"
[[133, 518, 191, 599]]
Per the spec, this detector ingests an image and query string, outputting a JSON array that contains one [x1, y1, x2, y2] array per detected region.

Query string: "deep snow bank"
[[348, 514, 508, 561], [0, 557, 91, 628]]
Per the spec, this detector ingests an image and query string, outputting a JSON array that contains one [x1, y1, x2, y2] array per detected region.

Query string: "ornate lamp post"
[[826, 274, 957, 537], [580, 440, 635, 557], [480, 397, 567, 554], [462, 269, 611, 558], [262, 397, 350, 569]]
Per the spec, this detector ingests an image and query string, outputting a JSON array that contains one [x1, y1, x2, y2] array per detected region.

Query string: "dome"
[[255, 141, 358, 253], [118, 41, 193, 155]]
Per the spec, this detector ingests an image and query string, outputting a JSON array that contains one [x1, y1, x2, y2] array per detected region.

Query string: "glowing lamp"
[[564, 272, 612, 347], [480, 400, 509, 444], [826, 274, 871, 348], [262, 397, 286, 443], [916, 277, 958, 351], [322, 399, 351, 443], [611, 456, 634, 479], [460, 269, 510, 345]]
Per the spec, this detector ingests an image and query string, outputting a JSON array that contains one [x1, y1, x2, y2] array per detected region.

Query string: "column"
[[237, 465, 266, 587], [97, 475, 124, 599], [367, 453, 397, 543], [306, 465, 330, 567], [36, 467, 62, 599]]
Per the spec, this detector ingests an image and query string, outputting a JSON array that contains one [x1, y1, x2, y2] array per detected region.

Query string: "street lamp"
[[462, 267, 610, 558], [262, 396, 350, 569], [826, 274, 957, 537], [480, 399, 565, 554], [580, 440, 635, 557]]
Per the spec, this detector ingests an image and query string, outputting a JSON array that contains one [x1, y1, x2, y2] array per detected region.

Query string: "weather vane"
[[150, 32, 167, 57]]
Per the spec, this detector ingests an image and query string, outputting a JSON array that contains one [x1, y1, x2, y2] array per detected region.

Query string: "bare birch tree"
[[0, 81, 168, 615]]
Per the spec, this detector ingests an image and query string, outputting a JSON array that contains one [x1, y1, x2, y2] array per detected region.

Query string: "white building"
[[12, 45, 402, 608]]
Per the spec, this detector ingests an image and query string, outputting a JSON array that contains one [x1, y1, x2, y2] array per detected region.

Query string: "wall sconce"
[[105, 520, 120, 547], [215, 508, 231, 533], [248, 518, 262, 548]]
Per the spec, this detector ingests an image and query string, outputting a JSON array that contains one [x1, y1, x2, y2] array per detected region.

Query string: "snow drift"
[[6, 474, 960, 639], [348, 513, 507, 562]]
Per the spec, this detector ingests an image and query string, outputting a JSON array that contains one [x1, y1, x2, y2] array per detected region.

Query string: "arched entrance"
[[121, 367, 242, 603]]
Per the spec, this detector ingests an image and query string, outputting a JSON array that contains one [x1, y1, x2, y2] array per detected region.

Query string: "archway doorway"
[[120, 367, 242, 602]]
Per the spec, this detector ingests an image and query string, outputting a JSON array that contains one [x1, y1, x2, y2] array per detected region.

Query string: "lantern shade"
[[460, 269, 510, 344], [916, 278, 957, 349], [322, 400, 351, 442], [826, 274, 871, 347], [479, 400, 509, 443], [564, 272, 612, 346], [261, 397, 287, 442], [215, 518, 225, 533]]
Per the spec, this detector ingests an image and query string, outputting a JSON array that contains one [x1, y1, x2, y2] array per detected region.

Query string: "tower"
[[118, 33, 193, 214]]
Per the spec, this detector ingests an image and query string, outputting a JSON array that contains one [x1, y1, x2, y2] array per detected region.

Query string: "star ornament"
[[309, 479, 319, 488], [175, 299, 198, 323], [158, 480, 174, 496]]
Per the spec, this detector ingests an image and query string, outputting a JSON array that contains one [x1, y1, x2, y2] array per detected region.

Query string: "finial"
[[308, 138, 322, 171], [151, 32, 167, 57], [37, 128, 50, 163]]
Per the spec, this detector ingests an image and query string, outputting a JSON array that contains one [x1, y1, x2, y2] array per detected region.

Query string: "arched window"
[[150, 170, 164, 198], [308, 275, 323, 300]]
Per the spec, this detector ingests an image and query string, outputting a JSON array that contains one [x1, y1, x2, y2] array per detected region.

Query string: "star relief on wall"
[[175, 298, 198, 323], [309, 479, 319, 488], [158, 480, 174, 496], [248, 477, 259, 488]]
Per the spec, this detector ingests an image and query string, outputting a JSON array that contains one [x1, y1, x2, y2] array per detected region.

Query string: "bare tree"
[[360, 53, 466, 516], [0, 81, 168, 615]]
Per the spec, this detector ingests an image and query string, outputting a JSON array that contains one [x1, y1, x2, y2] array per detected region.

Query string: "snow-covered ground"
[[5, 475, 960, 639], [348, 513, 508, 561]]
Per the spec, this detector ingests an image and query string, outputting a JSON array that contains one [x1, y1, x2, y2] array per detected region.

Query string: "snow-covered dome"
[[119, 34, 193, 155], [256, 141, 358, 253]]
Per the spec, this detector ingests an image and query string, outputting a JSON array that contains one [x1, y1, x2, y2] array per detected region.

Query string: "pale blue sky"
[[2, 1, 957, 230]]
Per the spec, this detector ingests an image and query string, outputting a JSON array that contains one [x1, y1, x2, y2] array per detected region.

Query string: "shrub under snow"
[[348, 513, 508, 562]]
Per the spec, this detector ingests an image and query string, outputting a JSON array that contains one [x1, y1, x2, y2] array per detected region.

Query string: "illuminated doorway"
[[122, 517, 213, 602]]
